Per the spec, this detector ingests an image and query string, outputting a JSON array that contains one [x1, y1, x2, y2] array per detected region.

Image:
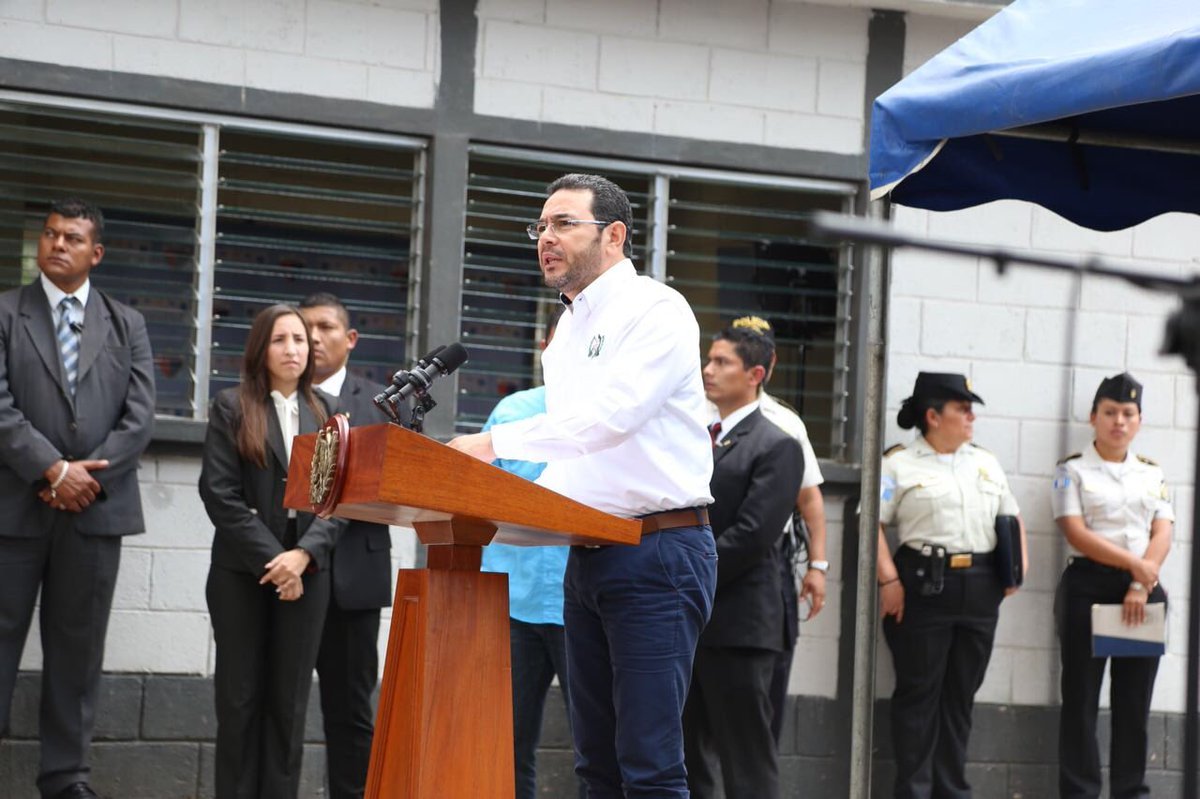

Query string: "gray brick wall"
[[0, 674, 1189, 798]]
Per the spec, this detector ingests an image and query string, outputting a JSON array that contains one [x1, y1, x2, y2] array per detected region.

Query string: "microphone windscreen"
[[435, 342, 469, 374]]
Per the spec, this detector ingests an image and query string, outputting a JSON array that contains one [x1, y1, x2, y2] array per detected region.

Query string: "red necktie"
[[709, 422, 722, 446]]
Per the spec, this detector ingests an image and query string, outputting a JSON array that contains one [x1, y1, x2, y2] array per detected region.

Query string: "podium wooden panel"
[[286, 423, 641, 799]]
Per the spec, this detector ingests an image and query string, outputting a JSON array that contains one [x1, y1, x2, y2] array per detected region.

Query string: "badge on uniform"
[[587, 334, 605, 358], [881, 475, 896, 502]]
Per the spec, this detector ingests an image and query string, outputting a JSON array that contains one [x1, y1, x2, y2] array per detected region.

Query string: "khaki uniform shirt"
[[1051, 444, 1173, 559], [880, 437, 1019, 553]]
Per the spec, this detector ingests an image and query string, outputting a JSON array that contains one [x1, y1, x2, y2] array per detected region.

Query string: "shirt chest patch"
[[587, 334, 605, 358]]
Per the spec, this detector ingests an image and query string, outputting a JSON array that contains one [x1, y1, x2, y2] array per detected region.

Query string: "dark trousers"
[[769, 642, 793, 744], [510, 618, 585, 799], [0, 518, 121, 798], [882, 549, 1003, 799], [1056, 559, 1164, 799], [207, 565, 330, 799], [563, 526, 717, 799], [316, 602, 381, 799], [770, 549, 799, 744], [683, 645, 780, 799]]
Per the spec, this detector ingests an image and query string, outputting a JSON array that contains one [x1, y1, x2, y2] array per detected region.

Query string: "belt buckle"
[[949, 553, 973, 569]]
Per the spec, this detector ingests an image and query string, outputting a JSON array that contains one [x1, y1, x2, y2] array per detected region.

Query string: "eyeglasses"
[[526, 218, 610, 240]]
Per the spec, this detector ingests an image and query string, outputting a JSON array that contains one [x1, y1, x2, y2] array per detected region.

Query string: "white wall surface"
[[0, 0, 440, 107], [475, 0, 870, 154], [872, 12, 1200, 717]]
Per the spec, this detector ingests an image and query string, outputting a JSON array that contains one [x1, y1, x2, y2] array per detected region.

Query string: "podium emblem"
[[310, 413, 351, 518]]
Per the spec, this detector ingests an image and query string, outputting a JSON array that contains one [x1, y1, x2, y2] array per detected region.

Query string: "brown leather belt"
[[640, 507, 709, 534]]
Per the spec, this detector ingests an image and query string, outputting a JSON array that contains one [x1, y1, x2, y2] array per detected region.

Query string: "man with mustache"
[[0, 198, 155, 799], [450, 173, 715, 798]]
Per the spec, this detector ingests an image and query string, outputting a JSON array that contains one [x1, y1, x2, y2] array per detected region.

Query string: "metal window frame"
[[0, 89, 428, 424], [466, 144, 860, 461]]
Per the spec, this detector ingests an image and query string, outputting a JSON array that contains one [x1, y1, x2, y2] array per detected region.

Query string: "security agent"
[[875, 372, 1026, 799], [1052, 372, 1172, 799], [300, 293, 393, 799], [684, 323, 802, 799]]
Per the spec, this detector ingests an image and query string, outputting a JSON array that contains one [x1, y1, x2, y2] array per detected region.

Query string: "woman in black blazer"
[[199, 304, 342, 799]]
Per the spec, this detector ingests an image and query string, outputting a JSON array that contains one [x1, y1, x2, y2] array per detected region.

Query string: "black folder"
[[994, 515, 1023, 589]]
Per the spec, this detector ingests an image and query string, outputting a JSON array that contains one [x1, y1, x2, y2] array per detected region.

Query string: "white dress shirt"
[[314, 364, 347, 398], [880, 436, 1020, 553], [1051, 444, 1173, 559], [490, 260, 714, 517], [270, 390, 300, 518], [41, 272, 91, 326], [715, 400, 759, 444]]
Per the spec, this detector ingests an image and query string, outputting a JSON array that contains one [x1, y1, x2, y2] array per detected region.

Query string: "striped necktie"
[[57, 296, 81, 396]]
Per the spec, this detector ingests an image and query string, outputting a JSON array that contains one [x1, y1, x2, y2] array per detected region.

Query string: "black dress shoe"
[[52, 783, 99, 799]]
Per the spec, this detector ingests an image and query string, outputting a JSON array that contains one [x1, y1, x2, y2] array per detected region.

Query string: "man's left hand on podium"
[[447, 431, 496, 463]]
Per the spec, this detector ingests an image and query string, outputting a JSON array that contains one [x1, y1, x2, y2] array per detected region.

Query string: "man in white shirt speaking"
[[450, 173, 716, 798]]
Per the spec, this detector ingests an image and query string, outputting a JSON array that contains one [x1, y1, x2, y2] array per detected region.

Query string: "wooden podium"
[[285, 423, 641, 799]]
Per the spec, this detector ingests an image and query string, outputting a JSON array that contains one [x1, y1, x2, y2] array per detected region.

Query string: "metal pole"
[[848, 202, 889, 799]]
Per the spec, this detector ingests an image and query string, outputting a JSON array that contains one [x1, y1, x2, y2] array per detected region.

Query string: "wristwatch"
[[810, 560, 830, 574]]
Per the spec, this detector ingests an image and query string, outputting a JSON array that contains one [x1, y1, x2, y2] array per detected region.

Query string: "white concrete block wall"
[[0, 0, 440, 107], [875, 14, 1200, 715], [884, 201, 1200, 714], [475, 0, 870, 153], [18, 453, 419, 677]]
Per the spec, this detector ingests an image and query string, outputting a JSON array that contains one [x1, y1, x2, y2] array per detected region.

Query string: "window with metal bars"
[[0, 95, 424, 421], [459, 147, 855, 461]]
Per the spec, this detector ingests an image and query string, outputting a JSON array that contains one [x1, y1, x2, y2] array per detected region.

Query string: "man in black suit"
[[683, 323, 802, 799], [300, 293, 393, 799], [0, 199, 155, 799]]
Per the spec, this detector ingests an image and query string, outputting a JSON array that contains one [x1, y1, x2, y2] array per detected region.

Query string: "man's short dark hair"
[[299, 291, 352, 329], [546, 173, 634, 258], [49, 198, 104, 244], [714, 325, 775, 377]]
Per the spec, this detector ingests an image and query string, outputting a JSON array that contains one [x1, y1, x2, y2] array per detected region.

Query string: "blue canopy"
[[869, 0, 1200, 231]]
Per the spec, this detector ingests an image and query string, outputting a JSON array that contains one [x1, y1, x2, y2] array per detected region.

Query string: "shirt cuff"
[[490, 417, 536, 461]]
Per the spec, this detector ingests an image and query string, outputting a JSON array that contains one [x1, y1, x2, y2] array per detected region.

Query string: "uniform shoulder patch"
[[1136, 454, 1159, 467], [883, 444, 905, 457], [1056, 452, 1082, 466]]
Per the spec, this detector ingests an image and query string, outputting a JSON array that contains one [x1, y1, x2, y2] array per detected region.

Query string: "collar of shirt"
[[717, 399, 760, 442], [565, 258, 635, 322], [314, 365, 348, 398], [41, 272, 91, 319], [269, 390, 300, 461], [1082, 441, 1131, 469], [910, 435, 970, 459]]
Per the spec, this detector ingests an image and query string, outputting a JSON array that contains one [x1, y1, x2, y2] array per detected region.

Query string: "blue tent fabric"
[[869, 0, 1200, 231]]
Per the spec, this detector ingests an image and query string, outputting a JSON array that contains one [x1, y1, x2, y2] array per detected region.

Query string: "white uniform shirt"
[[880, 436, 1019, 553], [1051, 444, 1173, 559], [490, 260, 714, 517], [759, 392, 824, 489]]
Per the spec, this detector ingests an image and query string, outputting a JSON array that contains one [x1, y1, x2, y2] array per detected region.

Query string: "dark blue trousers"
[[510, 618, 585, 799], [563, 526, 717, 799]]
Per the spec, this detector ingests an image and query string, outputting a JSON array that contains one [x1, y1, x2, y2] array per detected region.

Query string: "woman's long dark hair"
[[896, 396, 948, 436], [236, 304, 327, 467]]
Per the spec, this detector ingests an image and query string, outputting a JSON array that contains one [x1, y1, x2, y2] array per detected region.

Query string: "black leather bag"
[[993, 515, 1024, 588]]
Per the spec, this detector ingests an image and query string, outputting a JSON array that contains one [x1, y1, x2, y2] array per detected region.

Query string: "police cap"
[[910, 372, 984, 405], [1093, 372, 1142, 410]]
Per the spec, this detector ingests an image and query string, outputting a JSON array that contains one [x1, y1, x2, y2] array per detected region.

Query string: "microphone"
[[69, 320, 84, 334], [373, 342, 469, 406]]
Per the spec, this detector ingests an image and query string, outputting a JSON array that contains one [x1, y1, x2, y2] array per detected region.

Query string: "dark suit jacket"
[[321, 372, 393, 610], [702, 407, 803, 651], [0, 280, 155, 536], [200, 387, 341, 576]]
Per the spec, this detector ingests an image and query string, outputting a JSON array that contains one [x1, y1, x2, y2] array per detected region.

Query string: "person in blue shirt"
[[480, 306, 583, 799]]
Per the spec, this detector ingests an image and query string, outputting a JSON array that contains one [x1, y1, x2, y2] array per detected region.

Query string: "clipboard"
[[1091, 602, 1166, 657]]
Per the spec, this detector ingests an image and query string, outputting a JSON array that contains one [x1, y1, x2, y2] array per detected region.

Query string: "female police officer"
[[875, 372, 1026, 799], [1052, 372, 1172, 799]]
